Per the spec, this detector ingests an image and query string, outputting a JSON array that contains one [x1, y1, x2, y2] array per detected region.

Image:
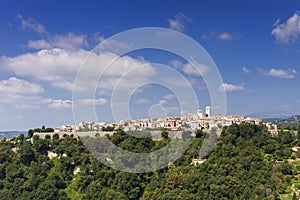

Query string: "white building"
[[205, 106, 210, 117], [265, 123, 278, 136]]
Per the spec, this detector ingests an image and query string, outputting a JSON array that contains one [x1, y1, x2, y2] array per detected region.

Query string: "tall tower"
[[205, 106, 210, 117]]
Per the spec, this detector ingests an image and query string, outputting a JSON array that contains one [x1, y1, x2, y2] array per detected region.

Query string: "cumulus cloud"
[[218, 32, 232, 40], [18, 15, 46, 34], [0, 77, 44, 95], [272, 11, 300, 44], [27, 39, 52, 49], [98, 39, 130, 53], [27, 33, 88, 50], [0, 48, 86, 90], [183, 63, 208, 76], [0, 77, 71, 110], [169, 58, 209, 76], [258, 68, 297, 79], [53, 33, 88, 49], [0, 48, 155, 92], [167, 13, 191, 32], [48, 99, 72, 108], [220, 83, 245, 92], [169, 60, 182, 69]]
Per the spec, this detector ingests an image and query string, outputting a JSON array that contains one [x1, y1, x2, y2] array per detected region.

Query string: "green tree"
[[18, 141, 35, 166], [53, 133, 59, 140], [33, 138, 49, 155], [195, 129, 203, 138], [28, 129, 34, 138], [105, 126, 114, 132], [161, 131, 168, 139], [45, 134, 51, 140], [293, 192, 297, 200], [45, 128, 54, 132]]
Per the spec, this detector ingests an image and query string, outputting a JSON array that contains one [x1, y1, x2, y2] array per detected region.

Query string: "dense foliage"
[[0, 123, 299, 199]]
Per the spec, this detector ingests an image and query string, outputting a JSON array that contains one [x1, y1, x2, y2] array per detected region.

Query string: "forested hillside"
[[0, 123, 300, 199]]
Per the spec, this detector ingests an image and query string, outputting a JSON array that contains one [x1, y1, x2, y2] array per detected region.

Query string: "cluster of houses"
[[52, 106, 279, 135], [119, 106, 263, 132], [38, 106, 281, 167]]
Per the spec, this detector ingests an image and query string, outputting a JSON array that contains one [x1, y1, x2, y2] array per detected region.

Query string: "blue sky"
[[1, 0, 300, 130]]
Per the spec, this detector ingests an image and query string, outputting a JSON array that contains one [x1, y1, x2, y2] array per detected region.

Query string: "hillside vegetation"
[[264, 115, 300, 129], [0, 123, 300, 199]]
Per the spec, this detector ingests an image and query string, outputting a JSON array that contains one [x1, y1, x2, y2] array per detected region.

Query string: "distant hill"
[[263, 115, 300, 128], [262, 118, 282, 122], [248, 111, 296, 119], [0, 131, 25, 139]]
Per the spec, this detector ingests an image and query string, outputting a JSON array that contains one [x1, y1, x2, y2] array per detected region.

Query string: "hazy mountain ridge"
[[248, 111, 297, 119], [0, 131, 25, 139], [262, 115, 300, 128]]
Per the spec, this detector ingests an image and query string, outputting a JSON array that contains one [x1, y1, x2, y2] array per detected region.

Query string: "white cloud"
[[170, 58, 209, 76], [48, 99, 72, 108], [169, 60, 182, 69], [163, 93, 176, 100], [98, 39, 130, 53], [159, 100, 168, 105], [220, 83, 245, 92], [202, 31, 239, 41], [130, 88, 144, 95], [0, 77, 44, 95], [0, 48, 86, 90], [27, 33, 88, 50], [1, 48, 155, 92], [135, 98, 151, 104], [258, 68, 297, 79], [242, 67, 250, 74], [188, 77, 207, 90], [52, 33, 88, 49], [183, 62, 208, 76], [78, 98, 108, 106], [28, 39, 52, 49], [272, 11, 300, 44], [182, 63, 199, 76], [218, 32, 232, 40], [93, 32, 106, 42], [165, 77, 190, 87], [18, 15, 46, 34], [0, 78, 73, 110], [167, 13, 191, 32]]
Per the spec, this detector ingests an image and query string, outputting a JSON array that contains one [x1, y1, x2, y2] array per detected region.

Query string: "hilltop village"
[[47, 106, 279, 138]]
